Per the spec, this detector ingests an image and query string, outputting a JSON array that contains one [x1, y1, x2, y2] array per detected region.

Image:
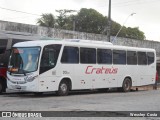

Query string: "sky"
[[0, 0, 160, 41]]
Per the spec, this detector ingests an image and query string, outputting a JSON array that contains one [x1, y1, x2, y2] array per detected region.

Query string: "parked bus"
[[0, 30, 40, 93], [7, 39, 156, 96]]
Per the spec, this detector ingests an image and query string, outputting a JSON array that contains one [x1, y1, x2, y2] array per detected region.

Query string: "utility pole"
[[107, 0, 111, 42]]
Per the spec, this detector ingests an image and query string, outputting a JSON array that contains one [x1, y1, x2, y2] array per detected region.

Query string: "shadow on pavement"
[[0, 87, 151, 98]]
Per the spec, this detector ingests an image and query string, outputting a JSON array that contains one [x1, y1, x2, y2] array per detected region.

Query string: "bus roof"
[[13, 39, 155, 52]]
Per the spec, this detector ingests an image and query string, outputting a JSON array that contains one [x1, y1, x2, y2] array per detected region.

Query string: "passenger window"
[[97, 49, 112, 64], [80, 48, 96, 64], [147, 52, 154, 65], [138, 52, 147, 65], [113, 50, 126, 64], [61, 46, 79, 64], [127, 51, 137, 65]]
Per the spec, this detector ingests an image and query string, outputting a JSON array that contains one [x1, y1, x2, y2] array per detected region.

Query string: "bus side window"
[[80, 48, 96, 64], [61, 46, 79, 64], [97, 49, 112, 64], [127, 51, 137, 65], [138, 52, 147, 65], [113, 50, 126, 65], [147, 52, 154, 65]]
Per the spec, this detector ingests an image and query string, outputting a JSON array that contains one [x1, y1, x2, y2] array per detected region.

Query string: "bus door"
[[39, 45, 61, 91]]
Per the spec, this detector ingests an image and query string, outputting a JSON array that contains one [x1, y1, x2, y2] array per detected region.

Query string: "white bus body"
[[7, 39, 156, 95]]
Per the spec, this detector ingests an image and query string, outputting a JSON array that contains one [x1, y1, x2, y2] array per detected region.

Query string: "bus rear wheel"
[[57, 80, 69, 96], [122, 78, 132, 92]]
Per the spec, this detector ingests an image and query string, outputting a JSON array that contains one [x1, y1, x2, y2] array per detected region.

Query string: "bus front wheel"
[[57, 80, 69, 96]]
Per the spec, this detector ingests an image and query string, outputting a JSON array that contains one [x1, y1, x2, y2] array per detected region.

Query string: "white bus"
[[7, 39, 156, 96]]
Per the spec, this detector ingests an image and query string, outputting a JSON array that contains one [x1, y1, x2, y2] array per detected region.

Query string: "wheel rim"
[[60, 83, 67, 93]]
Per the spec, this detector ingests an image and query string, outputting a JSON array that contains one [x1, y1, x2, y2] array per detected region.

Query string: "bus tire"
[[122, 78, 132, 92], [57, 80, 69, 96]]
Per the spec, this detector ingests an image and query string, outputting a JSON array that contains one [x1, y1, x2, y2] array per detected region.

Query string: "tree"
[[37, 13, 56, 28], [56, 9, 76, 29], [111, 21, 121, 36], [126, 27, 145, 40], [36, 9, 146, 40], [75, 8, 106, 34], [63, 15, 76, 30]]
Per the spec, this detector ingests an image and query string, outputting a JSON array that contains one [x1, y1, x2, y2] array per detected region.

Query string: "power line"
[[0, 6, 41, 16]]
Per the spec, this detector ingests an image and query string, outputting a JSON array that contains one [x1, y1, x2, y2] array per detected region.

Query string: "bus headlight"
[[24, 75, 38, 82]]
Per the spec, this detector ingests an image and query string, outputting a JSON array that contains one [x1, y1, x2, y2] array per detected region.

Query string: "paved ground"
[[0, 88, 160, 120]]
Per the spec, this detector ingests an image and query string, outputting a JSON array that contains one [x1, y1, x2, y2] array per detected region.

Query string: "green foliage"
[[75, 8, 106, 34], [126, 27, 145, 40], [37, 9, 146, 40], [111, 21, 121, 36], [56, 9, 76, 29], [37, 13, 56, 28]]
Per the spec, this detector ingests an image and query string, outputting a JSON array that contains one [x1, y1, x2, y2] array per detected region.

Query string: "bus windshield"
[[8, 47, 41, 74]]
